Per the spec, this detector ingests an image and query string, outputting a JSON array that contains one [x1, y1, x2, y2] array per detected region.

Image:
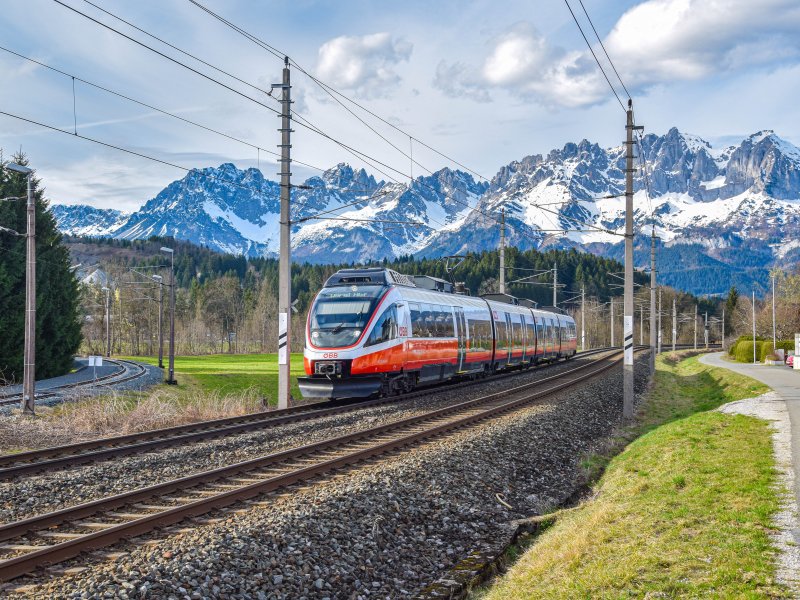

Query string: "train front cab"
[[300, 284, 409, 399]]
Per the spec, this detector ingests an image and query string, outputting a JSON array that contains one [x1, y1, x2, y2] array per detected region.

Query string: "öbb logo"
[[322, 352, 339, 359]]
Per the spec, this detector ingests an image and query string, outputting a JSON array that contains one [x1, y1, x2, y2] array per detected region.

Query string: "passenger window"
[[410, 303, 422, 337], [365, 304, 398, 346]]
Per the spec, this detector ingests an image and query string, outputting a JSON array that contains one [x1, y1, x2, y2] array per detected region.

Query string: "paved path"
[[701, 352, 800, 506], [0, 358, 120, 395]]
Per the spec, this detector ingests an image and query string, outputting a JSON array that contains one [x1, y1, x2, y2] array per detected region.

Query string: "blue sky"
[[1, 0, 799, 211]]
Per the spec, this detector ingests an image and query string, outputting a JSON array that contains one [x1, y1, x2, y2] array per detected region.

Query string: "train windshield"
[[309, 285, 384, 348]]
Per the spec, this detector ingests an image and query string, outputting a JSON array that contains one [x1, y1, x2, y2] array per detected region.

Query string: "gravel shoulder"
[[5, 356, 649, 599]]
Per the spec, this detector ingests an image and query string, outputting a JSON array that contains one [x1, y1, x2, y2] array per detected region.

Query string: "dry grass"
[[0, 387, 266, 453]]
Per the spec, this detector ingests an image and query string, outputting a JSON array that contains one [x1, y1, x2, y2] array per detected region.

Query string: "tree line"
[[74, 236, 719, 357]]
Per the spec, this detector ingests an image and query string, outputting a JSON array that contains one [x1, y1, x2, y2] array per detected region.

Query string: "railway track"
[[0, 348, 627, 584], [0, 359, 149, 408], [0, 348, 615, 480]]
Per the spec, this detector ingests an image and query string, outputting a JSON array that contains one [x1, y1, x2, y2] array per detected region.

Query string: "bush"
[[734, 341, 765, 363], [728, 335, 766, 357], [776, 340, 795, 353]]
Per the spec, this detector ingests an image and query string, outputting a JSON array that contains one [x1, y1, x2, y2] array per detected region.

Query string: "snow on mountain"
[[50, 127, 800, 295], [51, 204, 128, 237]]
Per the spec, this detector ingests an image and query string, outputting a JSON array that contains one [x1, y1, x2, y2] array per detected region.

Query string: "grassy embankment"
[[479, 352, 785, 599]]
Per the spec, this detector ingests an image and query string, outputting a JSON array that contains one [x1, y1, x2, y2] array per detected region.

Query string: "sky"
[[1, 0, 799, 212]]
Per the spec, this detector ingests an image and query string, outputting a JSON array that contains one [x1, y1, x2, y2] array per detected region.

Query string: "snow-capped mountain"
[[52, 204, 127, 237], [52, 128, 800, 295]]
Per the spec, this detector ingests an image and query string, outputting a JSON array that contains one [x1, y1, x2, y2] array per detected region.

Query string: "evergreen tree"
[[725, 286, 739, 336], [0, 152, 82, 381]]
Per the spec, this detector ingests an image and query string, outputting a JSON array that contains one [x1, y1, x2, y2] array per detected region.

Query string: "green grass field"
[[479, 352, 783, 599], [130, 353, 307, 404]]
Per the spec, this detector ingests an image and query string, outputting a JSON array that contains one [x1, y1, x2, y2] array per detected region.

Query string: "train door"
[[555, 316, 562, 356], [520, 314, 528, 362], [455, 306, 467, 372], [505, 313, 513, 365]]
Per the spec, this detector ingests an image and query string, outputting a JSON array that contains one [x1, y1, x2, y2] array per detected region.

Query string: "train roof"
[[324, 268, 416, 288]]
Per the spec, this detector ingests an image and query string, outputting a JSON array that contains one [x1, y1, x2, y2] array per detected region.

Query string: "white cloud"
[[605, 0, 800, 81], [481, 23, 552, 87], [437, 1, 800, 108], [315, 32, 412, 99]]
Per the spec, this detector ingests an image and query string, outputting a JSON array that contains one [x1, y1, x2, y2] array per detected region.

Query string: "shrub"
[[759, 343, 775, 363], [776, 340, 795, 353], [734, 341, 765, 363]]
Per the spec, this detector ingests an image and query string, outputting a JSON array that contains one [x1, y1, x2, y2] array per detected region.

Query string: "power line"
[[187, 0, 491, 183], [80, 0, 282, 95], [53, 1, 281, 117], [65, 0, 549, 246], [55, 0, 614, 246], [0, 45, 327, 175], [576, 0, 632, 100], [58, 0, 447, 213], [0, 109, 325, 207], [562, 0, 626, 112]]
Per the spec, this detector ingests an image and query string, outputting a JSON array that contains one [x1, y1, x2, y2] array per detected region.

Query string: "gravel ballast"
[[0, 354, 606, 523], [6, 355, 650, 599]]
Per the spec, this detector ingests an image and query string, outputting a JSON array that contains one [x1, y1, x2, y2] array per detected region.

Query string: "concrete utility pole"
[[704, 311, 709, 348], [499, 208, 505, 294], [694, 304, 698, 350], [275, 57, 293, 409], [722, 306, 726, 348], [6, 163, 35, 415], [102, 286, 111, 357], [639, 304, 644, 345], [672, 297, 677, 352], [610, 298, 615, 347], [623, 100, 642, 418], [752, 290, 757, 363], [649, 229, 656, 375], [153, 275, 164, 368], [658, 287, 662, 354], [581, 285, 586, 351], [160, 247, 176, 384], [772, 273, 777, 350], [553, 262, 557, 308]]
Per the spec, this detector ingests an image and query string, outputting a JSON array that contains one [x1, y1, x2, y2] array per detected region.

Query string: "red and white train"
[[299, 268, 578, 399]]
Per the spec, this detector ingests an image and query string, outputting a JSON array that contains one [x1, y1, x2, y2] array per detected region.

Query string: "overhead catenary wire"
[[0, 109, 341, 208], [576, 0, 632, 100], [187, 0, 491, 184], [55, 0, 618, 245], [57, 0, 454, 228], [0, 45, 327, 175], [562, 0, 627, 112]]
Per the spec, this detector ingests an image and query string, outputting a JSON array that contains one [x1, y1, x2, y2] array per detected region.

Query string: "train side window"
[[527, 321, 536, 347], [410, 303, 422, 337], [495, 317, 508, 350], [513, 319, 524, 348], [439, 306, 455, 337], [421, 304, 435, 337], [365, 304, 398, 346]]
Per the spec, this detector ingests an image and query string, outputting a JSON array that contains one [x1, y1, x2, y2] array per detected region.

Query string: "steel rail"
[[0, 350, 627, 583], [0, 348, 615, 479]]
